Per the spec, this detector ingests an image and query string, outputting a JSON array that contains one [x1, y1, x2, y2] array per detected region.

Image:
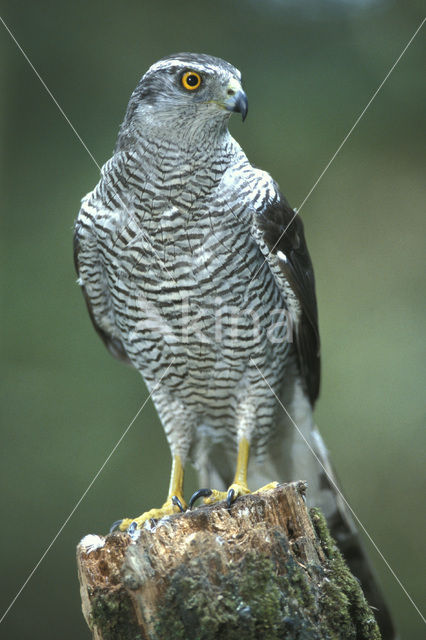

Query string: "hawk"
[[74, 53, 394, 637]]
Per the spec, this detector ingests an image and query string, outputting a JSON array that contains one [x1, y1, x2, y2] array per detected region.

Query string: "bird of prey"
[[74, 53, 395, 637]]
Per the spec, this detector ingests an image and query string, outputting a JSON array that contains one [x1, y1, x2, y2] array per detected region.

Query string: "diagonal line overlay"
[[0, 360, 175, 625], [250, 358, 426, 624], [297, 16, 425, 213], [1, 16, 192, 301], [1, 16, 101, 170], [248, 16, 425, 287]]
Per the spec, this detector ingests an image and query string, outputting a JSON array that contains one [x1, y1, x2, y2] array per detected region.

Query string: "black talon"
[[109, 519, 123, 533], [172, 495, 185, 512], [226, 488, 235, 509], [189, 488, 213, 509], [128, 521, 138, 535]]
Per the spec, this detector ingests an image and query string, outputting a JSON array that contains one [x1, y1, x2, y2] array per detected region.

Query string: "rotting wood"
[[77, 482, 381, 639]]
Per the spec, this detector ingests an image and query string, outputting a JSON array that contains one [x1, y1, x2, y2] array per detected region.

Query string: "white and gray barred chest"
[[86, 139, 291, 414]]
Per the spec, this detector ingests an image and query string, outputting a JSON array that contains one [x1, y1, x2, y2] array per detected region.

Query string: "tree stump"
[[76, 482, 381, 639]]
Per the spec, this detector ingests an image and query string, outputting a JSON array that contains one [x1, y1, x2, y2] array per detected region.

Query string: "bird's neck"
[[135, 125, 242, 178], [110, 117, 248, 218]]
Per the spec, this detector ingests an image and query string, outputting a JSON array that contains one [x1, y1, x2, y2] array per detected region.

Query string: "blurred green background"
[[1, 1, 425, 638]]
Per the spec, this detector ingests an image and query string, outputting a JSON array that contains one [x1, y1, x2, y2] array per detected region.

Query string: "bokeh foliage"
[[1, 1, 425, 638]]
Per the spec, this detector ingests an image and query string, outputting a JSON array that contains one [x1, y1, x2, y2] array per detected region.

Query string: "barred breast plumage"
[[77, 130, 290, 453]]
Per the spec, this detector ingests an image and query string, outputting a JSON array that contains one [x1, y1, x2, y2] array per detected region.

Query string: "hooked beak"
[[225, 88, 248, 122]]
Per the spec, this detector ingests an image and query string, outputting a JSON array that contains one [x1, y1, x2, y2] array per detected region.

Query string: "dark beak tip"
[[237, 93, 248, 122], [229, 90, 248, 122]]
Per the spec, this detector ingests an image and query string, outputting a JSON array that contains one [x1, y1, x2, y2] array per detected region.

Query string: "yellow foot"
[[189, 481, 279, 510], [253, 481, 280, 493], [114, 495, 187, 532], [205, 482, 251, 505], [189, 482, 250, 509]]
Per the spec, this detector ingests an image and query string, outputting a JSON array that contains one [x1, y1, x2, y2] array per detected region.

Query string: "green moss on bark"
[[90, 587, 143, 640], [310, 508, 381, 640], [87, 508, 381, 640], [152, 515, 381, 640], [154, 546, 321, 640]]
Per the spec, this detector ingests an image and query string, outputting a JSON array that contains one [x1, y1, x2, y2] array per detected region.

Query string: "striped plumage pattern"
[[75, 122, 291, 459], [74, 53, 395, 638]]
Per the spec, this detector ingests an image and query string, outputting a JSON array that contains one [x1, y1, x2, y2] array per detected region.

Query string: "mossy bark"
[[77, 482, 381, 640]]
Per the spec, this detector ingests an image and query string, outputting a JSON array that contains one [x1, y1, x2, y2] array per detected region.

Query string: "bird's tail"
[[252, 379, 397, 640]]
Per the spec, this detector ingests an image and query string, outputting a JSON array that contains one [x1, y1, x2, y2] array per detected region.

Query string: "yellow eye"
[[181, 71, 202, 91]]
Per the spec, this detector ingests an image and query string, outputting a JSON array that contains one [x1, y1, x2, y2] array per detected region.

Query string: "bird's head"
[[117, 53, 248, 148]]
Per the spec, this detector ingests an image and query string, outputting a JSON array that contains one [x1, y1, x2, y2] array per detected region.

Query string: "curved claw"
[[171, 495, 185, 513], [189, 488, 213, 510], [109, 519, 123, 533], [226, 487, 235, 509]]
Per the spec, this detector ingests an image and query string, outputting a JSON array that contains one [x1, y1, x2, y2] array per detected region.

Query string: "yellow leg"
[[233, 436, 250, 487], [168, 453, 185, 501], [199, 437, 279, 507], [118, 454, 187, 531], [204, 437, 251, 505]]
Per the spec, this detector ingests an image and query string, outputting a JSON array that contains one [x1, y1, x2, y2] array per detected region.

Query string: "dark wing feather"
[[254, 193, 320, 405], [73, 222, 130, 364]]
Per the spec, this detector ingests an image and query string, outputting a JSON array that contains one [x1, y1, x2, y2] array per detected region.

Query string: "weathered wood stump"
[[76, 482, 381, 639]]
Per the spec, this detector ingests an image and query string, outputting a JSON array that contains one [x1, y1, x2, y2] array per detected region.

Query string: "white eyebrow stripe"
[[149, 60, 218, 74], [150, 59, 188, 71]]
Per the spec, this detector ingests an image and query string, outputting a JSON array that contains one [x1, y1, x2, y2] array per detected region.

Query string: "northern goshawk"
[[74, 53, 394, 637]]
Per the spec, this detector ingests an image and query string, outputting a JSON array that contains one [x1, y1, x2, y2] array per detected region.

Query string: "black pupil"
[[186, 74, 199, 87]]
